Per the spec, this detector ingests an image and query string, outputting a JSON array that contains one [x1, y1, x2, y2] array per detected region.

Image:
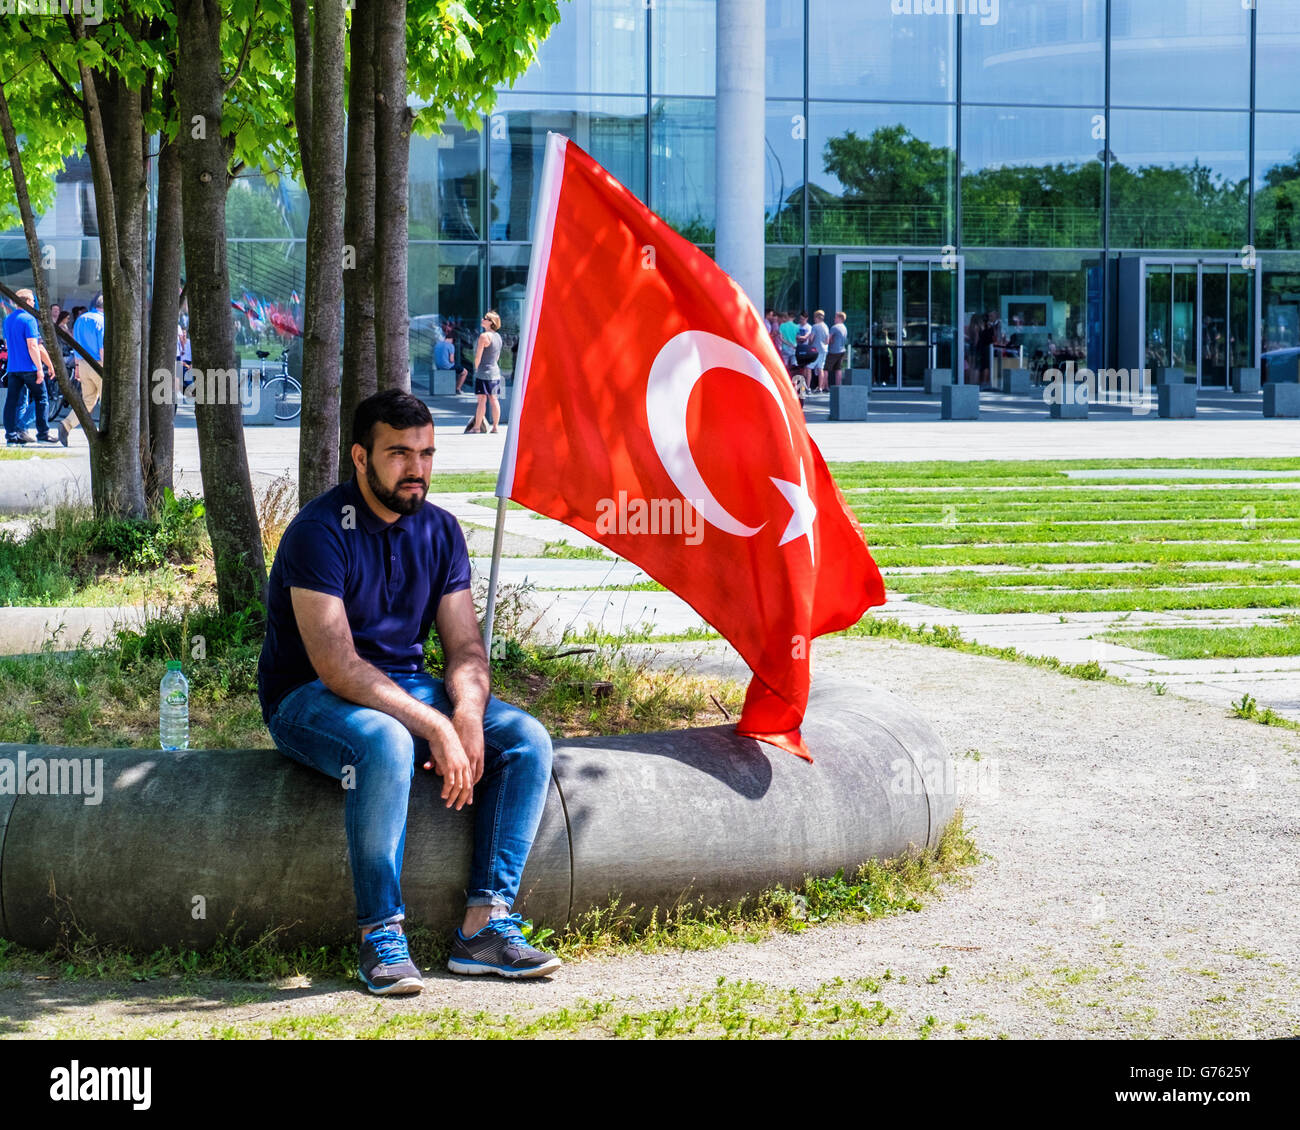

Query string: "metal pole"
[[481, 495, 510, 654]]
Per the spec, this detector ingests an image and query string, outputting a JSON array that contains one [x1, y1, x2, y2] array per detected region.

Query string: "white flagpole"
[[482, 132, 569, 654]]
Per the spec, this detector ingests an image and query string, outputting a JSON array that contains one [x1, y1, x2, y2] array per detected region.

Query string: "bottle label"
[[166, 691, 188, 706]]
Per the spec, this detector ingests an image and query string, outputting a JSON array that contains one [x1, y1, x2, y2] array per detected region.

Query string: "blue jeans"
[[266, 672, 554, 930], [3, 372, 46, 439]]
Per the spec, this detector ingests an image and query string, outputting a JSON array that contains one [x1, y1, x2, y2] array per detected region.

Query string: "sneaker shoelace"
[[367, 927, 411, 967], [481, 913, 529, 945]]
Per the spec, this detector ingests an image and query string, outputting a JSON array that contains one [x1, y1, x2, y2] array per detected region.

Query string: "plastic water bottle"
[[160, 660, 190, 751]]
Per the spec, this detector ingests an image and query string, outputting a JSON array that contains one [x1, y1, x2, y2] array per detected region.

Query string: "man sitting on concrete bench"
[[257, 388, 559, 994]]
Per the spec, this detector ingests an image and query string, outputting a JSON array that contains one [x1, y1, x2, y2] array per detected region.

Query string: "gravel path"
[[4, 637, 1298, 1039]]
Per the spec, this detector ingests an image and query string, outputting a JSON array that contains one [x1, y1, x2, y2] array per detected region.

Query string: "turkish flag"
[[499, 134, 886, 761]]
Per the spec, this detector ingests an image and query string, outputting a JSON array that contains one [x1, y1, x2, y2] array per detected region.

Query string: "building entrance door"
[[1129, 258, 1258, 388], [827, 254, 964, 389]]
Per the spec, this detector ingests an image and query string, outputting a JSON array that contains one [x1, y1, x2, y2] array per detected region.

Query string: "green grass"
[[903, 586, 1300, 615], [0, 448, 65, 460], [428, 472, 497, 492], [0, 490, 213, 607], [0, 589, 747, 750], [1100, 623, 1300, 659], [539, 540, 611, 559], [826, 457, 1300, 488], [40, 975, 910, 1040]]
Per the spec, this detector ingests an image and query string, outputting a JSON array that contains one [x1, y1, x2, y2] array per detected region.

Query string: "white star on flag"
[[770, 458, 817, 564]]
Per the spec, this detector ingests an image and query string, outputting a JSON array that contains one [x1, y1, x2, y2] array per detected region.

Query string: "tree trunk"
[[79, 61, 148, 519], [298, 0, 345, 507], [341, 0, 377, 480], [145, 120, 182, 508], [177, 0, 267, 616], [373, 0, 411, 392], [290, 0, 314, 193]]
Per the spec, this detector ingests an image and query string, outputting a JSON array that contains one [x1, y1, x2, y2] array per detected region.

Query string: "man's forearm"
[[443, 646, 490, 720], [323, 653, 457, 743]]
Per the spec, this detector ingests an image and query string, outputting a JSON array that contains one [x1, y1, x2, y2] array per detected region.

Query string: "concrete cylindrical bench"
[[0, 681, 955, 951]]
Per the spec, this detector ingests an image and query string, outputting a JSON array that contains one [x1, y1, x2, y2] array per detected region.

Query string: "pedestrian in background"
[[62, 293, 105, 446], [465, 310, 504, 435], [826, 311, 848, 387], [809, 309, 831, 393]]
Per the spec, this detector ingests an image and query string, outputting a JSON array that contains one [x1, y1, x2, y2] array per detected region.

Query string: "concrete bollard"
[[924, 368, 953, 395], [1264, 382, 1300, 418], [1158, 383, 1197, 418], [940, 384, 978, 420], [829, 385, 869, 420], [1230, 367, 1260, 394], [999, 370, 1031, 395], [430, 369, 458, 396], [0, 681, 954, 951]]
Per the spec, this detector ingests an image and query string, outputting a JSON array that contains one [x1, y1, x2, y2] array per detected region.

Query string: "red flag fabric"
[[499, 133, 886, 761]]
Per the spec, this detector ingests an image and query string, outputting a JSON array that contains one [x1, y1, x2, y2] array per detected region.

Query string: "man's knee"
[[347, 710, 417, 781], [496, 707, 553, 776]]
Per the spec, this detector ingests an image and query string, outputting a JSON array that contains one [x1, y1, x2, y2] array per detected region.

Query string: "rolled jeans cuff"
[[465, 893, 512, 910], [359, 912, 405, 931]]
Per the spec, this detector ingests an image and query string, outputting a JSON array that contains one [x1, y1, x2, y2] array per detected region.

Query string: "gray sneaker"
[[447, 914, 561, 979], [358, 925, 424, 995]]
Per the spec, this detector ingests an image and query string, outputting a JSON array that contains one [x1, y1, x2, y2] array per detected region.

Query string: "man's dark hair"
[[352, 388, 434, 454]]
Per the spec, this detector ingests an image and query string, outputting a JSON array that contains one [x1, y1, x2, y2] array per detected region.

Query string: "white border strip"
[[495, 131, 569, 498]]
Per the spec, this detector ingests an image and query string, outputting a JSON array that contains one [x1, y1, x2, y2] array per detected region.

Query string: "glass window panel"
[[1109, 0, 1249, 109], [512, 0, 647, 95], [407, 244, 482, 390], [960, 105, 1103, 248], [651, 97, 715, 239], [489, 245, 532, 376], [489, 94, 647, 241], [766, 101, 805, 244], [653, 0, 715, 96], [1109, 111, 1248, 250], [409, 119, 483, 241], [963, 251, 1102, 378], [807, 0, 954, 103], [1253, 113, 1300, 252], [765, 0, 804, 99], [808, 103, 955, 247], [1262, 257, 1300, 382], [961, 0, 1104, 106], [765, 246, 803, 313], [1257, 1, 1300, 112]]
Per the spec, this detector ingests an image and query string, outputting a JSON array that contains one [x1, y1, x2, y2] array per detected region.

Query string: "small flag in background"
[[498, 134, 886, 761]]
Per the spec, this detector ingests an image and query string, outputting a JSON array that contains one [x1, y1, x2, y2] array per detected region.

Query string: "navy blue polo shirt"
[[257, 475, 472, 724]]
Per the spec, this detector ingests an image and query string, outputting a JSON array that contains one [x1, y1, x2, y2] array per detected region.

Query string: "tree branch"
[[222, 0, 262, 96], [17, 21, 85, 111]]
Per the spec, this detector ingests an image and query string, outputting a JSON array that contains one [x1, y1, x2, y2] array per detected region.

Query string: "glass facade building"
[[421, 0, 1300, 390], [6, 0, 1300, 390]]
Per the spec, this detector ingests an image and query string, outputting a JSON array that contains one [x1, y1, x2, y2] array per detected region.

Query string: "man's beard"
[[366, 460, 427, 515]]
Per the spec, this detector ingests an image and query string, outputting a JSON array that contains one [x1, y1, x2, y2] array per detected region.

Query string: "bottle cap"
[[166, 660, 182, 671]]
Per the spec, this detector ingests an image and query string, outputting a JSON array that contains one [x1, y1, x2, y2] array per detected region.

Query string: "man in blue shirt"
[[62, 294, 106, 446], [258, 388, 559, 995], [3, 288, 57, 445]]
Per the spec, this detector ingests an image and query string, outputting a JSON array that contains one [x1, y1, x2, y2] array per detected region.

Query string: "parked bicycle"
[[45, 349, 81, 424], [245, 348, 302, 421]]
